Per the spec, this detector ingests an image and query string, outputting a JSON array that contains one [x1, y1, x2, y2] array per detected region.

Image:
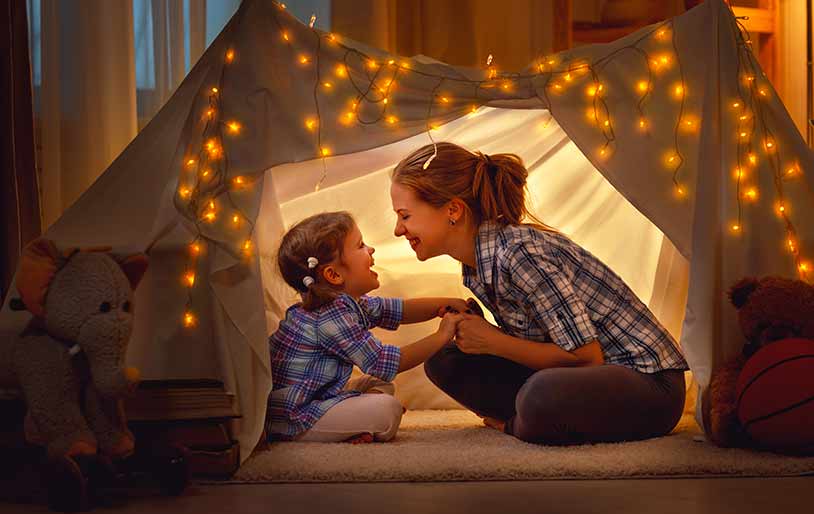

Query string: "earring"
[[449, 219, 456, 226]]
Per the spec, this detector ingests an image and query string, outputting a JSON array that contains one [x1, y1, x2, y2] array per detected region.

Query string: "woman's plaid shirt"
[[267, 294, 403, 439], [462, 221, 688, 373]]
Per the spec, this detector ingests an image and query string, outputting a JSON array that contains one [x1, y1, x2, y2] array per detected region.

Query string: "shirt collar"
[[462, 220, 504, 289]]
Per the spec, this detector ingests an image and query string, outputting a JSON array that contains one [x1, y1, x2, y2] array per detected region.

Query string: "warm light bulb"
[[211, 87, 219, 94], [733, 167, 744, 179], [440, 96, 449, 103], [225, 49, 235, 63], [502, 82, 510, 90], [731, 224, 741, 232], [388, 59, 395, 65], [748, 153, 757, 165], [603, 120, 610, 127], [201, 169, 210, 178], [243, 240, 252, 254], [387, 116, 397, 124], [186, 159, 196, 167], [335, 65, 347, 78], [299, 55, 310, 64], [759, 89, 768, 97], [732, 102, 740, 108], [637, 81, 649, 93], [206, 108, 215, 118], [232, 214, 240, 225], [586, 85, 598, 96], [204, 211, 216, 222], [638, 117, 647, 129], [382, 98, 388, 104], [282, 31, 290, 41], [744, 187, 758, 200], [564, 73, 572, 82], [305, 119, 317, 131], [183, 311, 196, 328], [185, 272, 196, 287], [179, 187, 191, 198], [321, 147, 331, 157], [800, 262, 811, 273], [786, 167, 796, 177], [190, 243, 201, 255], [740, 131, 748, 139], [323, 82, 333, 89], [367, 60, 378, 69], [227, 121, 241, 134], [676, 186, 686, 197], [673, 84, 684, 98], [233, 176, 244, 186]]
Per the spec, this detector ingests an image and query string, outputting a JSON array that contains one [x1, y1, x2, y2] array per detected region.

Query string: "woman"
[[389, 142, 688, 445]]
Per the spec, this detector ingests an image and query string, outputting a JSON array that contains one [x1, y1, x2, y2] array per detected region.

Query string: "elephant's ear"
[[117, 254, 149, 291], [15, 239, 64, 317]]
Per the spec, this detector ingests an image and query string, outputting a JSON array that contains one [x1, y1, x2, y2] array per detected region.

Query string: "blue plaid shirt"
[[267, 294, 403, 439], [463, 221, 688, 373]]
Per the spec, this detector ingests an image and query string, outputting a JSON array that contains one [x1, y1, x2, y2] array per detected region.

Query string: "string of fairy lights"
[[172, 1, 810, 328]]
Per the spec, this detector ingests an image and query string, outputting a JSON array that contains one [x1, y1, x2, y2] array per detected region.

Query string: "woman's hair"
[[277, 211, 355, 311], [391, 142, 555, 231]]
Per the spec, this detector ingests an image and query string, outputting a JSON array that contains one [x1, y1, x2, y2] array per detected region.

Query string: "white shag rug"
[[232, 410, 814, 483]]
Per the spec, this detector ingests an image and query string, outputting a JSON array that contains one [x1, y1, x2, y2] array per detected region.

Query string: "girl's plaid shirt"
[[267, 293, 403, 439]]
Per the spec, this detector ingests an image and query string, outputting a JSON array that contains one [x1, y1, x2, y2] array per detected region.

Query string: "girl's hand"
[[454, 314, 502, 355], [436, 312, 463, 342], [436, 298, 483, 318]]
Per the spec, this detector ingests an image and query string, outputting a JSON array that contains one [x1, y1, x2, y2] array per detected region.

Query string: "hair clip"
[[307, 257, 319, 268], [423, 143, 438, 170], [302, 276, 315, 288]]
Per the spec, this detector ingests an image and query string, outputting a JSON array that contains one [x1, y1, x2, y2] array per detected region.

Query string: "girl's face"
[[334, 223, 379, 297], [390, 182, 450, 261]]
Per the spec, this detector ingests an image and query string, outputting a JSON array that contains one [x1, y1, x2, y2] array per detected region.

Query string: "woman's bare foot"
[[482, 416, 506, 433], [344, 433, 374, 444]]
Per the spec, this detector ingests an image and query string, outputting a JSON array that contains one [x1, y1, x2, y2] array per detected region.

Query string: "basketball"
[[736, 338, 814, 453]]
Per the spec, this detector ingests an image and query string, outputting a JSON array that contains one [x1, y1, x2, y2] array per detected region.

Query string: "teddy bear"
[[1, 238, 148, 510], [702, 276, 814, 448]]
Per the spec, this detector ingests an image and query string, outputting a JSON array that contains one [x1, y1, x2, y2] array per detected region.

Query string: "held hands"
[[436, 298, 484, 318], [453, 314, 502, 355]]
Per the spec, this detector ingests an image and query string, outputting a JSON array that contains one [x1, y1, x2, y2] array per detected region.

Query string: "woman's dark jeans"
[[424, 343, 686, 445]]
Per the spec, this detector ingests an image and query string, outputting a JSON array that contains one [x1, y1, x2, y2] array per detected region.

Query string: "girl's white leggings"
[[294, 375, 404, 442]]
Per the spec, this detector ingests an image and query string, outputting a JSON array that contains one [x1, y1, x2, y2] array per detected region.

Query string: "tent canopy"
[[2, 0, 812, 461]]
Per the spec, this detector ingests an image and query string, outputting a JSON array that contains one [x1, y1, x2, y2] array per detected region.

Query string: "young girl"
[[267, 211, 471, 443]]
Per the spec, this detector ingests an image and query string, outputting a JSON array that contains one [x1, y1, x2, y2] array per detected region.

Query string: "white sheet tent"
[[2, 0, 812, 463]]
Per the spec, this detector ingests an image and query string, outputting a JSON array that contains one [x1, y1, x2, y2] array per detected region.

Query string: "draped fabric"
[[2, 0, 811, 461], [1, 0, 40, 305]]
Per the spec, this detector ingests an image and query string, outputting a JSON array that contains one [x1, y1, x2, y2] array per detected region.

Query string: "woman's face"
[[390, 182, 450, 261]]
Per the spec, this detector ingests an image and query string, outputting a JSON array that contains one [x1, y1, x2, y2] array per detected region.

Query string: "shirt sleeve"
[[505, 242, 598, 352], [317, 305, 401, 382], [358, 295, 403, 330]]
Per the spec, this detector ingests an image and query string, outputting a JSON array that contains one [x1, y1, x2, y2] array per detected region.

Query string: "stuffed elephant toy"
[[0, 238, 148, 461]]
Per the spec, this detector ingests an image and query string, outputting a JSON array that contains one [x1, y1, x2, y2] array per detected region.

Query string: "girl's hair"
[[391, 142, 555, 231], [277, 211, 355, 311]]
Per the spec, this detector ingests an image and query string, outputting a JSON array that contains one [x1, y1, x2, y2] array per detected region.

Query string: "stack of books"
[[125, 379, 242, 479]]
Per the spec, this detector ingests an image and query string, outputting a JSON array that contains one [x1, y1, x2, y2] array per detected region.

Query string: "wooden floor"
[[1, 477, 812, 514]]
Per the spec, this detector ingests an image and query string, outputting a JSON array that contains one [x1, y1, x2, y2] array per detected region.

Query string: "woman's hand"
[[436, 312, 463, 342], [454, 314, 503, 355], [436, 298, 483, 318]]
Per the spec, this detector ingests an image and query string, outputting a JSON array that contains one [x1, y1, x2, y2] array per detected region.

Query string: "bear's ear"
[[117, 254, 149, 291], [15, 239, 64, 317], [729, 277, 760, 309]]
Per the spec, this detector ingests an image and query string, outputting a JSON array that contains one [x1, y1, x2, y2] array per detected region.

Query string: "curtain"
[[331, 0, 554, 72], [1, 0, 40, 305], [33, 0, 237, 230], [38, 0, 138, 230]]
